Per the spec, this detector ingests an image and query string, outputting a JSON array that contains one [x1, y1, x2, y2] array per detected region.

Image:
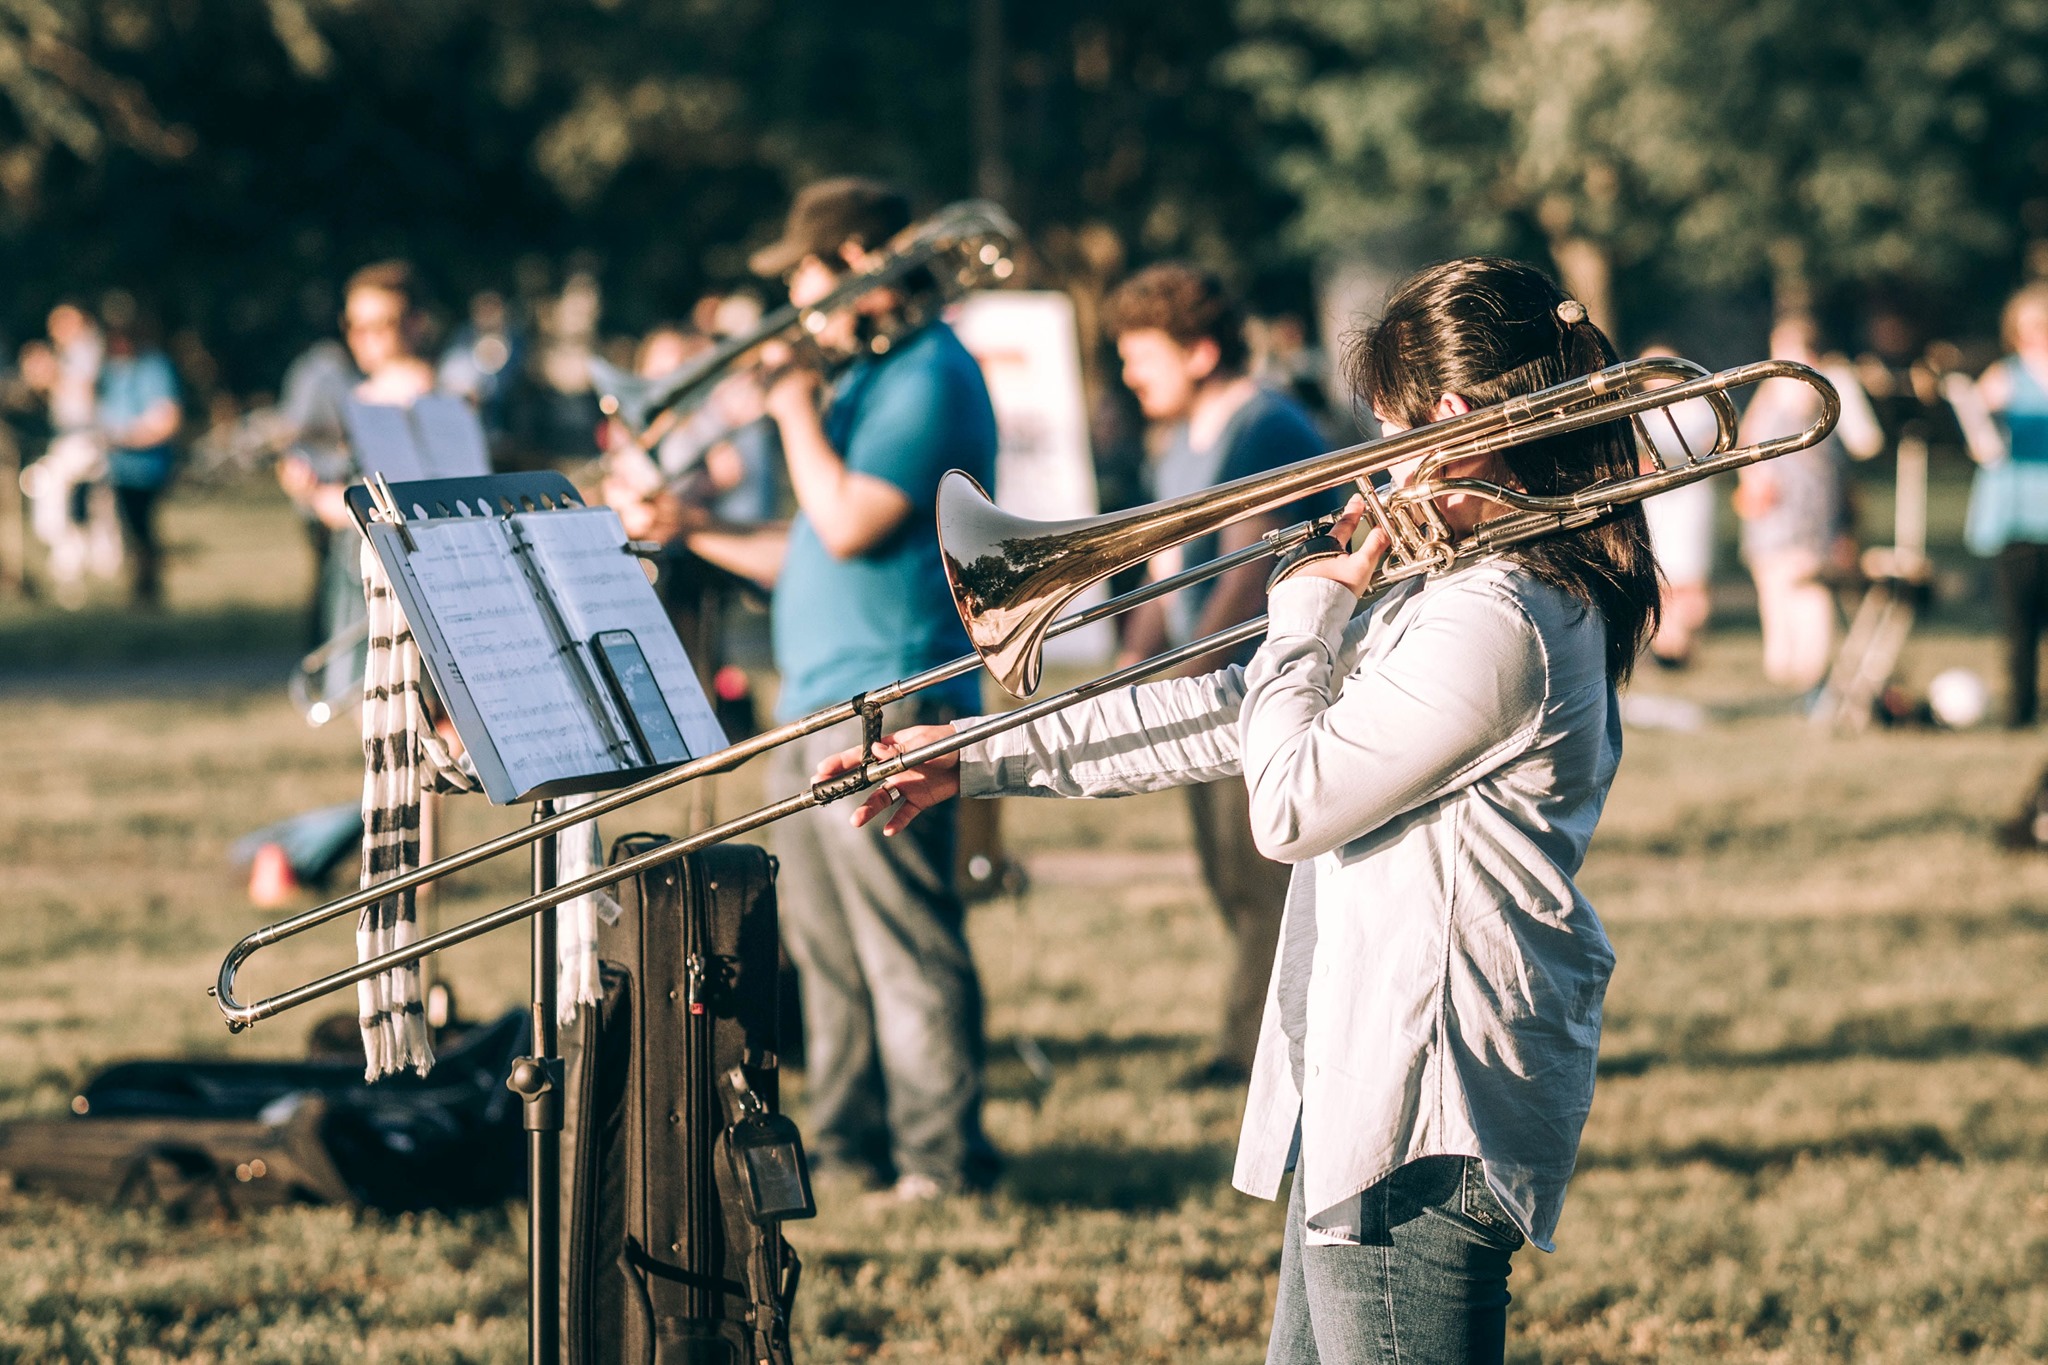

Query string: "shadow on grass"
[[0, 601, 303, 676], [1002, 1140, 1233, 1210], [1007, 1032, 1190, 1066], [1582, 1123, 1963, 1175], [983, 1032, 1198, 1101], [1599, 1019, 2048, 1078]]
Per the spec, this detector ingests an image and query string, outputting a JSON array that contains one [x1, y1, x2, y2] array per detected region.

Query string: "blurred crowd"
[[6, 251, 2048, 739], [5, 295, 183, 608]]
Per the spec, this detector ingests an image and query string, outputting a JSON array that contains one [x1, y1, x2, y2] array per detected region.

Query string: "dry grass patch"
[[0, 484, 2043, 1360]]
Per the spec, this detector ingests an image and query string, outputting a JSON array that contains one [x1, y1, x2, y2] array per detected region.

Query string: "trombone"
[[589, 199, 1019, 451], [287, 617, 369, 727], [213, 356, 1838, 1032]]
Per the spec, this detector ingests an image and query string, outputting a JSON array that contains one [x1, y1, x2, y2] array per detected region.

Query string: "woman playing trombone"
[[815, 256, 1660, 1364]]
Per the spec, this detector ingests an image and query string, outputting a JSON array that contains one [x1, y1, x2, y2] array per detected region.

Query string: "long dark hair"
[[1351, 257, 1660, 683]]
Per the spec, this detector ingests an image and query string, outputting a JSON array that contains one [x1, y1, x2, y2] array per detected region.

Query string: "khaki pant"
[[1185, 779, 1293, 1071], [767, 699, 997, 1188]]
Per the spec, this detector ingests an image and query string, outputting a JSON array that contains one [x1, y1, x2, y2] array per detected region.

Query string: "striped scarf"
[[358, 539, 480, 1080], [554, 792, 623, 1024]]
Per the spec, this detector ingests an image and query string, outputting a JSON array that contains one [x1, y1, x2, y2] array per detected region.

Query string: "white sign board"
[[947, 291, 1113, 665]]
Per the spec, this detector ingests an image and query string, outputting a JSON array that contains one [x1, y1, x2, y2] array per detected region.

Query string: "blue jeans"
[[1266, 1156, 1523, 1365], [767, 699, 997, 1189]]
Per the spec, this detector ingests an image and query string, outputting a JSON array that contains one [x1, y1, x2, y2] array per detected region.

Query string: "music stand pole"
[[507, 800, 563, 1364]]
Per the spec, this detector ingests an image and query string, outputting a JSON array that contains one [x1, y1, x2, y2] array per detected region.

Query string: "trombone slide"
[[215, 357, 1839, 1033]]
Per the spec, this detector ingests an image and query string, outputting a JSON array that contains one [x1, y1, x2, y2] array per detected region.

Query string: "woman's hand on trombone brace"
[[1283, 493, 1390, 597], [813, 725, 963, 836]]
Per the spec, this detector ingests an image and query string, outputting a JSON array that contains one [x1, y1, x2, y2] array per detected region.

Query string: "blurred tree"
[[1224, 0, 1685, 335], [0, 0, 1295, 401], [0, 0, 193, 214], [1225, 0, 2048, 342], [1657, 0, 2048, 326]]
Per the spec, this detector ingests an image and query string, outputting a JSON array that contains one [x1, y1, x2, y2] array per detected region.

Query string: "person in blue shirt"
[[1104, 263, 1334, 1088], [1969, 283, 2048, 727], [683, 178, 1001, 1199], [94, 293, 182, 606]]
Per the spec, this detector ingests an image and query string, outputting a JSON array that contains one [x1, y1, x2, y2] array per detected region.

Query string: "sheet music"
[[403, 517, 617, 796], [343, 400, 430, 481], [510, 506, 730, 759], [411, 395, 493, 478]]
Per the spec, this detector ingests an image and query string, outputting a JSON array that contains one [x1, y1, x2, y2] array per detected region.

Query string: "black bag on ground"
[[0, 1010, 528, 1215], [564, 834, 809, 1365]]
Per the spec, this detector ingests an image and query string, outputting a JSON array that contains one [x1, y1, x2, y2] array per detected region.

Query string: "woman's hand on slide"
[[1287, 493, 1392, 597], [811, 723, 963, 836]]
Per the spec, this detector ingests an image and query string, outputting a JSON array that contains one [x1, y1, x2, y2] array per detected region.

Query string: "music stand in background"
[[344, 395, 494, 482], [1812, 368, 1966, 733], [295, 398, 498, 727], [348, 471, 726, 1365]]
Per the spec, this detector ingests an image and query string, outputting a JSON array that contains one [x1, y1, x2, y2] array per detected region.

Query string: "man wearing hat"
[[686, 177, 1002, 1199]]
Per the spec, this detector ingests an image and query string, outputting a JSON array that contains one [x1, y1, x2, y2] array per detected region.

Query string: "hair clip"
[[1555, 299, 1588, 326]]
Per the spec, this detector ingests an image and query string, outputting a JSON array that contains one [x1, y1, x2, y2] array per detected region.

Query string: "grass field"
[[2, 480, 2046, 1362]]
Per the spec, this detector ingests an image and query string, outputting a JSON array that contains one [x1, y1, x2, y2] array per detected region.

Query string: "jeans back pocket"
[[1459, 1158, 1525, 1248]]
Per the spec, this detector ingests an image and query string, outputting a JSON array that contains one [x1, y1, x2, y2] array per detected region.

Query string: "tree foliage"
[[0, 0, 1294, 394], [1227, 0, 2048, 337], [3, 0, 2042, 387]]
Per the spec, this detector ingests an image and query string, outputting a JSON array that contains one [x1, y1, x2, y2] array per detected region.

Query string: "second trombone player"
[[653, 178, 1006, 1202]]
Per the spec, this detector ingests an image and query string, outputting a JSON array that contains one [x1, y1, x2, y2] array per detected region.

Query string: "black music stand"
[[348, 471, 726, 1365]]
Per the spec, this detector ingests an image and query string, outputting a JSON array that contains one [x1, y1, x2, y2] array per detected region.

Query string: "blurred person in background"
[[1965, 283, 2048, 728], [605, 320, 778, 527], [18, 303, 110, 608], [1106, 262, 1333, 1088], [438, 289, 526, 452], [95, 292, 182, 607], [278, 262, 437, 643], [530, 267, 605, 459], [680, 177, 1002, 1200], [1735, 315, 1853, 696], [242, 263, 440, 903], [1635, 341, 1723, 668]]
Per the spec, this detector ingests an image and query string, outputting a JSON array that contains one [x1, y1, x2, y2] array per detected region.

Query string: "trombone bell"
[[937, 472, 1117, 700]]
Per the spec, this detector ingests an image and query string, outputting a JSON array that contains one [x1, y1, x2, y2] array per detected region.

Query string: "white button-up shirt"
[[957, 563, 1619, 1251]]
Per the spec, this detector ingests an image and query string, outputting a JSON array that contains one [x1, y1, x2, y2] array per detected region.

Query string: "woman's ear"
[[1433, 392, 1473, 421]]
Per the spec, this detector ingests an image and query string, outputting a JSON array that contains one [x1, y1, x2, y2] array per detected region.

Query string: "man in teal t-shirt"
[[686, 179, 1000, 1197], [768, 318, 993, 721]]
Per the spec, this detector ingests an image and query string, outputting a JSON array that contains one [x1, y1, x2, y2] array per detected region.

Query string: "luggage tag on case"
[[720, 1067, 816, 1223]]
